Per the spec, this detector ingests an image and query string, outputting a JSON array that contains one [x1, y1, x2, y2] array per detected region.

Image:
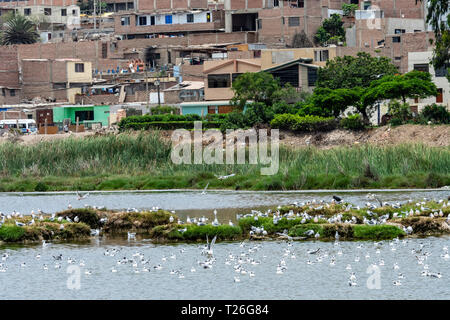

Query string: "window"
[[127, 2, 134, 9], [1, 88, 5, 96], [350, 0, 359, 4], [44, 8, 51, 16], [394, 29, 405, 34], [392, 36, 401, 43], [257, 19, 262, 29], [307, 68, 318, 87], [207, 106, 216, 114], [288, 17, 300, 27], [121, 17, 130, 26], [314, 50, 329, 62], [150, 16, 155, 25], [10, 89, 15, 97], [165, 15, 172, 24], [72, 9, 77, 15], [206, 12, 211, 22], [394, 56, 401, 61], [24, 8, 31, 16], [61, 9, 66, 16], [102, 43, 107, 58], [436, 88, 443, 103], [414, 29, 421, 32], [138, 16, 147, 26], [435, 65, 448, 77], [297, 0, 304, 8], [208, 74, 231, 88], [232, 73, 243, 82], [187, 13, 194, 23], [363, 1, 371, 10], [75, 63, 84, 73], [273, 0, 279, 7], [414, 63, 429, 73]]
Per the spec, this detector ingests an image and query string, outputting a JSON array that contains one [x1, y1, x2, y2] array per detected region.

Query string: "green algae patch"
[[151, 224, 242, 242], [352, 225, 405, 240], [0, 225, 26, 242]]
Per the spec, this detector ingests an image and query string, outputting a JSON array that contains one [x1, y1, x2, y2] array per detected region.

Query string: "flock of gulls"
[[0, 192, 449, 295]]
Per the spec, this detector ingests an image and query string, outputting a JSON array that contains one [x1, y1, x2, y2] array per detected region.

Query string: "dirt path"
[[278, 124, 450, 149]]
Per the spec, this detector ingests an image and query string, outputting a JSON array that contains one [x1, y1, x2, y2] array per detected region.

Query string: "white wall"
[[137, 11, 210, 26], [408, 51, 449, 110]]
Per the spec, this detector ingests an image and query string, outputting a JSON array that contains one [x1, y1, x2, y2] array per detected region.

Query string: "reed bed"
[[0, 132, 448, 191]]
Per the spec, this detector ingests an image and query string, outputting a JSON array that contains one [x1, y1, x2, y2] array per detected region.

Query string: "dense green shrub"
[[419, 104, 450, 124], [270, 114, 336, 132], [340, 114, 365, 130], [352, 225, 405, 240], [388, 100, 412, 125], [34, 181, 49, 192], [119, 114, 202, 130], [150, 106, 179, 115], [123, 121, 222, 130]]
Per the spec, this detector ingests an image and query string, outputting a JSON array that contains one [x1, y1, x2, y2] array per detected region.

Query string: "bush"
[[150, 106, 179, 115], [340, 114, 365, 130], [118, 114, 202, 130], [388, 100, 412, 125], [270, 114, 336, 132], [123, 121, 222, 130], [419, 104, 450, 124], [34, 181, 49, 192]]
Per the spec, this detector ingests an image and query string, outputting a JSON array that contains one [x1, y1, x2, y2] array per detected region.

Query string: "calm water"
[[0, 237, 449, 299], [0, 189, 449, 300]]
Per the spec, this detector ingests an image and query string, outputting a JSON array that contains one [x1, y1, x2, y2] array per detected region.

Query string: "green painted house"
[[53, 105, 110, 127]]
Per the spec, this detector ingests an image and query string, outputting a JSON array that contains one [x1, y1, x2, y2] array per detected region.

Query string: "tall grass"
[[0, 131, 448, 191]]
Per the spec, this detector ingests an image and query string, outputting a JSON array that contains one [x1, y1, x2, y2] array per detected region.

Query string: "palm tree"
[[1, 14, 39, 45]]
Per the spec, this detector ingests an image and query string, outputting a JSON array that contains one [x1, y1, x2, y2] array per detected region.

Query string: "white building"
[[408, 51, 449, 112]]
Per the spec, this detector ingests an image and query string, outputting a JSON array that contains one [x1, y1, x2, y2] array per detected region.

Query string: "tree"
[[314, 14, 345, 45], [231, 72, 282, 109], [0, 14, 39, 45], [363, 70, 438, 105], [317, 52, 398, 89], [315, 52, 398, 123], [307, 87, 361, 117], [417, 0, 449, 82], [342, 3, 358, 16], [77, 0, 107, 15]]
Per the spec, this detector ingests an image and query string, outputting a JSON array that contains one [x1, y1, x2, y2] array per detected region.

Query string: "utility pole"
[[94, 0, 97, 31], [145, 67, 149, 111]]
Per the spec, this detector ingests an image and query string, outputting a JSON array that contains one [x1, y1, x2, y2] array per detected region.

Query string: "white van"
[[0, 119, 37, 133]]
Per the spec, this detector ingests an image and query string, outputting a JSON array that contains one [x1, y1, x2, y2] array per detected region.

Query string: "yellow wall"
[[260, 47, 337, 69], [204, 59, 261, 101], [66, 61, 92, 83]]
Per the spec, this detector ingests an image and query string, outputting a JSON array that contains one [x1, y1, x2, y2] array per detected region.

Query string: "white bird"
[[76, 191, 89, 200], [212, 210, 220, 226], [127, 232, 136, 240], [201, 182, 209, 195]]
